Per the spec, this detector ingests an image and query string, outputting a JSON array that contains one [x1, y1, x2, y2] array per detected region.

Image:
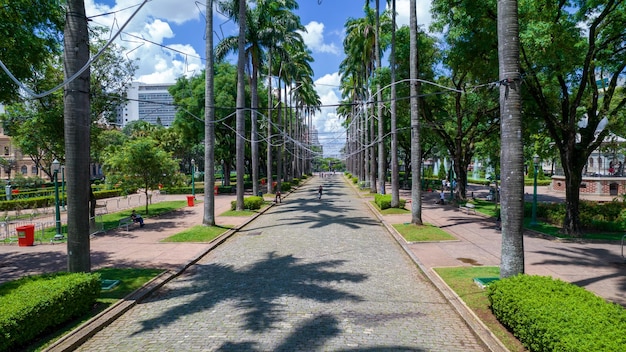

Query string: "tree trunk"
[[498, 0, 525, 278], [250, 64, 259, 196], [562, 146, 585, 236], [64, 0, 91, 272], [369, 99, 377, 193], [390, 0, 399, 208], [203, 0, 216, 226], [409, 0, 423, 225], [235, 0, 246, 211], [375, 0, 386, 195]]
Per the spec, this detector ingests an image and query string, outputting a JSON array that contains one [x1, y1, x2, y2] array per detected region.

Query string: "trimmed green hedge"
[[374, 194, 406, 209], [230, 196, 265, 211], [0, 189, 124, 212], [0, 272, 101, 351], [487, 274, 626, 352]]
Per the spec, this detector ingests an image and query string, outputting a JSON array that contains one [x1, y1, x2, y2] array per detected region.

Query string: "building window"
[[20, 165, 27, 175], [31, 166, 38, 175], [3, 146, 8, 155]]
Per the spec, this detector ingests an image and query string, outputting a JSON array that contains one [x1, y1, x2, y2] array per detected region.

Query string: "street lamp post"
[[191, 159, 195, 199], [531, 154, 540, 226], [61, 165, 65, 210], [221, 159, 224, 186], [52, 159, 63, 240]]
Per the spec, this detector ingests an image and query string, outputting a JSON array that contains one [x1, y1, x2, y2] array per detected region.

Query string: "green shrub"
[[374, 194, 406, 210], [230, 196, 265, 210], [487, 275, 626, 352], [0, 272, 101, 351], [280, 182, 292, 192], [351, 177, 358, 184]]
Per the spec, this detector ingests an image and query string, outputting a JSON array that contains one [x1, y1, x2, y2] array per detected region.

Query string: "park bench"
[[460, 203, 477, 215], [118, 216, 139, 231]]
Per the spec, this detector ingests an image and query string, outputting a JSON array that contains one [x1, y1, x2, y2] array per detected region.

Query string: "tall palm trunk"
[[64, 0, 91, 272], [369, 97, 376, 193], [498, 0, 525, 278], [203, 0, 216, 226], [375, 0, 385, 194], [266, 51, 273, 195], [251, 64, 259, 196], [235, 0, 246, 211], [409, 0, 422, 225], [390, 0, 399, 207]]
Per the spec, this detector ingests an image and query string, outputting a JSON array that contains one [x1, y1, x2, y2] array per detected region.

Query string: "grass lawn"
[[18, 267, 163, 352], [434, 266, 525, 352], [162, 225, 232, 242], [393, 223, 456, 242]]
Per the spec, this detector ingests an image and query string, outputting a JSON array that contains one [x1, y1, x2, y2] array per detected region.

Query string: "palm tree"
[[203, 0, 216, 226], [497, 0, 525, 278], [64, 0, 92, 272], [388, 0, 399, 207], [342, 4, 391, 192], [235, 0, 247, 210], [217, 0, 304, 197], [409, 0, 423, 225]]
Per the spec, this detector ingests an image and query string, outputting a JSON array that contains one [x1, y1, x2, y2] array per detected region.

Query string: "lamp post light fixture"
[[191, 159, 195, 199], [61, 165, 65, 210], [51, 159, 63, 240], [531, 154, 540, 226]]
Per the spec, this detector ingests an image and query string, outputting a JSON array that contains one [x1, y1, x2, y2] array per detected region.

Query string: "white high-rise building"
[[116, 82, 176, 127]]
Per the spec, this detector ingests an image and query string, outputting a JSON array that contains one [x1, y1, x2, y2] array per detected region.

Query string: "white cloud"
[[393, 0, 433, 32], [86, 0, 203, 84], [300, 21, 340, 55], [314, 73, 345, 157]]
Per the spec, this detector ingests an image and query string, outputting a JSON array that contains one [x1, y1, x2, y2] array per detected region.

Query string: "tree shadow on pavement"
[[216, 313, 425, 352], [132, 251, 368, 337]]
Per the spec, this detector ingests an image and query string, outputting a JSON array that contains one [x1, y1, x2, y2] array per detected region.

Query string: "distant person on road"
[[438, 191, 445, 205], [131, 210, 144, 227], [274, 190, 282, 203], [318, 185, 323, 199]]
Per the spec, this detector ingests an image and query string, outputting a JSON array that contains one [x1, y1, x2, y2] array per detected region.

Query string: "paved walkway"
[[73, 176, 489, 352]]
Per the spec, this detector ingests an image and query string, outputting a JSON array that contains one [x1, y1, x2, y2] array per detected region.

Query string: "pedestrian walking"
[[318, 185, 323, 199]]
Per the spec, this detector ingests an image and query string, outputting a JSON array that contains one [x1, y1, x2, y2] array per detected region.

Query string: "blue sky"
[[86, 0, 434, 157]]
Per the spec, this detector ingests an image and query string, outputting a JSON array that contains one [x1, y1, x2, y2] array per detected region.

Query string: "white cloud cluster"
[[86, 0, 203, 83], [299, 21, 340, 55], [314, 73, 345, 158]]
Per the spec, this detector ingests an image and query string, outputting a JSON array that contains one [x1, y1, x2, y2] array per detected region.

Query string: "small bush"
[[0, 272, 101, 351], [487, 274, 626, 352], [351, 177, 358, 184], [280, 182, 292, 192], [230, 196, 264, 211], [374, 194, 406, 210]]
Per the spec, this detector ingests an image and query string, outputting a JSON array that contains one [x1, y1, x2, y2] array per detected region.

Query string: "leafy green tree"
[[0, 0, 64, 103], [1, 28, 136, 179], [102, 137, 183, 215]]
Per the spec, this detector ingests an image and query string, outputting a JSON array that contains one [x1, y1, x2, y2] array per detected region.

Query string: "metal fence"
[[1, 192, 164, 245]]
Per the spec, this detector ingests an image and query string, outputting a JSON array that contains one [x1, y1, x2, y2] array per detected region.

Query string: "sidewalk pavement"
[[378, 185, 626, 307], [0, 178, 624, 350], [0, 192, 259, 284]]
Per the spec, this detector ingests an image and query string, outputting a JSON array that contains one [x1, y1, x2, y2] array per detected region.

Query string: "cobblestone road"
[[77, 176, 487, 351]]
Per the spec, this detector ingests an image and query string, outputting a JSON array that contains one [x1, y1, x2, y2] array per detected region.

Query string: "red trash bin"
[[186, 195, 195, 207], [214, 185, 219, 195], [17, 224, 35, 247]]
